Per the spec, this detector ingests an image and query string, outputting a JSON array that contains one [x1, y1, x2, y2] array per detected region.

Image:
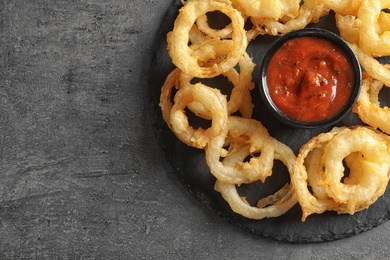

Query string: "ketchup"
[[266, 36, 354, 122]]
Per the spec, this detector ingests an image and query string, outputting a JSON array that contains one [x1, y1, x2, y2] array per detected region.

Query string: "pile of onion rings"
[[160, 0, 390, 222]]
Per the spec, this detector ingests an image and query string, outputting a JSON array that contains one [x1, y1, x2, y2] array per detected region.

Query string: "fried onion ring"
[[179, 52, 255, 119], [214, 138, 297, 220], [292, 127, 390, 221], [321, 127, 390, 213], [205, 116, 274, 184], [168, 0, 247, 78], [170, 83, 228, 148], [358, 0, 390, 57]]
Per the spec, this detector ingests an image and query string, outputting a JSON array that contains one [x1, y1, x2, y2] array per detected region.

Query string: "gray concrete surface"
[[1, 0, 390, 259]]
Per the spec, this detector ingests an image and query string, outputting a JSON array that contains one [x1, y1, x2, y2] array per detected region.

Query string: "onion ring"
[[322, 127, 390, 212], [168, 0, 247, 78], [179, 52, 255, 119], [358, 0, 390, 57], [170, 82, 228, 149], [292, 127, 390, 221], [205, 116, 274, 184], [214, 138, 297, 220]]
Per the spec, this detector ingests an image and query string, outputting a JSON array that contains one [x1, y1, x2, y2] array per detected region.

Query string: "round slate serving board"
[[149, 0, 390, 243]]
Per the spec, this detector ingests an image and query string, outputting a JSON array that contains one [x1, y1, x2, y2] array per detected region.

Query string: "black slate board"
[[149, 0, 390, 243]]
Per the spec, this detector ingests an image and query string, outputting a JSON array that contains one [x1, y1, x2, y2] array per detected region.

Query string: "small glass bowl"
[[259, 28, 362, 129]]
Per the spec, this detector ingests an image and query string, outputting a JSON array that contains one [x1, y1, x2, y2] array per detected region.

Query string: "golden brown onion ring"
[[179, 52, 255, 119], [358, 0, 390, 57], [214, 138, 297, 220], [292, 127, 390, 221], [168, 0, 247, 78], [170, 83, 228, 149], [205, 116, 274, 184], [321, 127, 390, 213]]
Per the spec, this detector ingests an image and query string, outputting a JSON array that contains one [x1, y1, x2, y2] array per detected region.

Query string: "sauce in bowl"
[[266, 36, 353, 122], [259, 28, 361, 128]]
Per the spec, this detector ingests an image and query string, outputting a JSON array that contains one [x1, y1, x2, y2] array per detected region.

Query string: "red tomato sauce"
[[266, 36, 354, 122]]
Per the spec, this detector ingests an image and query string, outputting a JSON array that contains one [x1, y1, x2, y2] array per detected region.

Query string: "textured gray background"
[[1, 0, 390, 259]]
